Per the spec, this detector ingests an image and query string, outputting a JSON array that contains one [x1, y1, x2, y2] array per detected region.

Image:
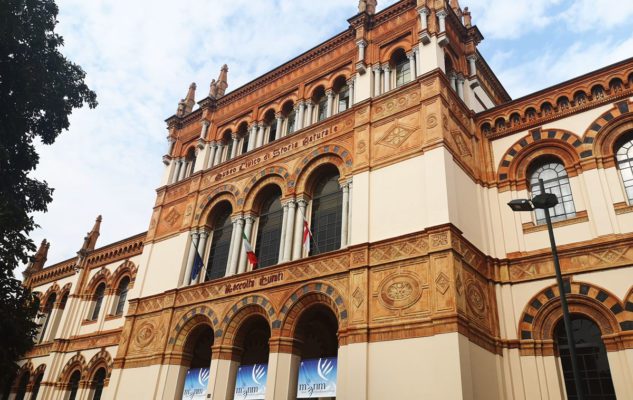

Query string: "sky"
[[26, 0, 633, 270]]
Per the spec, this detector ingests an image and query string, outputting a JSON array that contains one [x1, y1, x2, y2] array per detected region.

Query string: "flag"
[[242, 232, 258, 266], [191, 249, 204, 281], [302, 215, 312, 254]]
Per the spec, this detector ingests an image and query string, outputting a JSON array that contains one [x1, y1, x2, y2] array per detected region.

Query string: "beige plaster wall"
[[136, 232, 190, 298]]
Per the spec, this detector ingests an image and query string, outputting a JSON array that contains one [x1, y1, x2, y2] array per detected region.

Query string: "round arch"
[[583, 100, 633, 166], [168, 306, 220, 352], [294, 148, 352, 194], [84, 268, 111, 297], [195, 185, 240, 225], [86, 349, 113, 383], [241, 174, 289, 213], [219, 295, 276, 348], [57, 354, 87, 387], [40, 283, 60, 309], [110, 260, 137, 289]]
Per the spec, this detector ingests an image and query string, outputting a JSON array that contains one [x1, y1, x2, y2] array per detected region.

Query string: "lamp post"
[[507, 178, 584, 400]]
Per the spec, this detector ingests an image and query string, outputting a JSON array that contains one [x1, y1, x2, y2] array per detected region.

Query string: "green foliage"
[[0, 0, 97, 386]]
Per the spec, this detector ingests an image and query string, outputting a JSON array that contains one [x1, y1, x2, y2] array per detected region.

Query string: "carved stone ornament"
[[376, 122, 415, 149], [357, 140, 367, 154], [466, 282, 486, 318], [352, 287, 364, 308], [378, 272, 422, 310], [134, 321, 157, 348], [426, 114, 438, 128], [435, 272, 450, 295]]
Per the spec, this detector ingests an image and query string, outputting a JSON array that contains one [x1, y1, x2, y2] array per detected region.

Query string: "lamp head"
[[507, 199, 534, 212], [531, 192, 559, 209]]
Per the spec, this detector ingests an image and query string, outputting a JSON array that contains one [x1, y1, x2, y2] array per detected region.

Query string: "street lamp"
[[507, 178, 584, 400]]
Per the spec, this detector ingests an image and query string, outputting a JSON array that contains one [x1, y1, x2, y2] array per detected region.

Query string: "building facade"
[[9, 0, 633, 399]]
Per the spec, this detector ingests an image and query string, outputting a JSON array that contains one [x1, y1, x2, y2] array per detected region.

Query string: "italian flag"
[[302, 216, 312, 254], [242, 232, 258, 265]]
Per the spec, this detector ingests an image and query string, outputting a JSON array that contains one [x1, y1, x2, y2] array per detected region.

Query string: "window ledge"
[[105, 314, 122, 321], [82, 319, 98, 326], [614, 202, 633, 215], [522, 210, 588, 234]]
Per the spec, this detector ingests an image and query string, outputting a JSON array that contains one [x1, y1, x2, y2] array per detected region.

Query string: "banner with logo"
[[181, 368, 209, 400], [297, 357, 337, 398], [234, 364, 267, 400]]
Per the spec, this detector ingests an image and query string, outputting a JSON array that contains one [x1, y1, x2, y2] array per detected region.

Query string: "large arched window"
[[222, 131, 233, 162], [529, 158, 576, 224], [91, 368, 106, 400], [90, 283, 106, 321], [332, 76, 349, 114], [67, 370, 81, 400], [255, 187, 283, 269], [114, 277, 130, 316], [282, 101, 295, 135], [264, 110, 277, 144], [310, 170, 343, 256], [615, 132, 633, 204], [392, 48, 410, 88], [30, 372, 43, 400], [14, 371, 29, 400], [237, 122, 249, 155], [555, 316, 615, 400], [184, 147, 196, 178], [232, 316, 271, 398], [179, 325, 213, 399], [39, 293, 56, 342], [205, 202, 233, 281]]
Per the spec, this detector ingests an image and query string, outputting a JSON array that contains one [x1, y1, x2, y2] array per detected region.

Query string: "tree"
[[0, 0, 97, 388]]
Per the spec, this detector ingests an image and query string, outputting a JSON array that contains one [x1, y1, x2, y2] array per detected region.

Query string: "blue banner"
[[297, 357, 337, 398], [234, 364, 267, 400], [181, 368, 209, 400]]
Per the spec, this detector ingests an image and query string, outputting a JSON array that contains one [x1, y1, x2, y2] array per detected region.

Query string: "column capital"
[[275, 112, 283, 119], [436, 9, 448, 18], [325, 88, 334, 96], [466, 54, 478, 62], [201, 119, 210, 127], [231, 214, 244, 223], [356, 38, 367, 47], [297, 198, 308, 208], [243, 214, 256, 224], [407, 51, 415, 60], [190, 230, 200, 239], [199, 230, 210, 239], [347, 77, 355, 87], [382, 63, 391, 71], [417, 6, 429, 16], [285, 199, 297, 209]]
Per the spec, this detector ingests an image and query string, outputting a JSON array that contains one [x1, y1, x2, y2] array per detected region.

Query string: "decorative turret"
[[358, 0, 377, 15], [176, 82, 197, 117], [216, 64, 229, 97], [79, 215, 102, 256], [23, 239, 50, 281]]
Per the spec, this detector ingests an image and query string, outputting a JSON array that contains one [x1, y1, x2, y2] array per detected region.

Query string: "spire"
[[216, 64, 229, 97], [79, 215, 102, 255], [176, 82, 196, 117], [24, 239, 50, 277], [209, 79, 218, 98], [463, 7, 472, 27], [358, 0, 377, 15]]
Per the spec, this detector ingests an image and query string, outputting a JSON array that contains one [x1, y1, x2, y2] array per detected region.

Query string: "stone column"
[[373, 65, 381, 97], [207, 141, 217, 169], [256, 124, 265, 148], [418, 6, 429, 30], [383, 64, 391, 93], [195, 230, 209, 284], [182, 230, 200, 286], [457, 75, 465, 100], [347, 180, 353, 245], [467, 55, 477, 76], [283, 200, 296, 262], [356, 39, 367, 62], [292, 199, 307, 260], [449, 73, 457, 92], [199, 120, 209, 140], [165, 136, 175, 155], [325, 90, 334, 118], [348, 78, 355, 107], [305, 101, 313, 127], [414, 48, 422, 77], [230, 135, 239, 159], [265, 347, 301, 400], [278, 203, 289, 264], [224, 220, 238, 276], [208, 347, 240, 400], [228, 217, 244, 276], [296, 101, 305, 130], [437, 9, 448, 33], [177, 158, 187, 181], [408, 52, 416, 80], [247, 123, 257, 151], [238, 216, 254, 274], [341, 183, 350, 248], [276, 114, 284, 138], [213, 145, 223, 166]]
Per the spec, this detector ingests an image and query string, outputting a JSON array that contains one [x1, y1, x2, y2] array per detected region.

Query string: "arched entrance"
[[294, 304, 338, 400], [180, 324, 214, 399], [232, 315, 271, 399], [555, 315, 616, 400]]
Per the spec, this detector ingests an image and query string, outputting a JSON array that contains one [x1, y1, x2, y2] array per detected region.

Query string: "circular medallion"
[[134, 321, 156, 347], [466, 282, 486, 317], [378, 272, 422, 310]]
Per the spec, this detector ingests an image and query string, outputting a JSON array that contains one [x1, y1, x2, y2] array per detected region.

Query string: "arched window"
[[310, 171, 343, 256], [223, 131, 233, 162], [615, 132, 633, 204], [30, 372, 43, 400], [91, 368, 106, 400], [282, 101, 295, 135], [264, 110, 277, 144], [14, 371, 29, 400], [114, 277, 130, 316], [313, 87, 327, 123], [91, 283, 106, 321], [255, 187, 283, 269], [529, 158, 576, 224], [39, 293, 56, 342], [184, 147, 196, 177], [392, 49, 410, 88], [332, 76, 349, 114], [237, 123, 249, 155], [205, 202, 233, 281], [67, 370, 81, 400], [555, 316, 615, 400]]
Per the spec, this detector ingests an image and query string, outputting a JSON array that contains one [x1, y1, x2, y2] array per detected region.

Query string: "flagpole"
[[298, 207, 320, 256], [190, 237, 205, 283]]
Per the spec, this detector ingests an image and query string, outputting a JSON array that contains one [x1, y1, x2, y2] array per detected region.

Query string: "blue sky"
[[27, 0, 633, 268]]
